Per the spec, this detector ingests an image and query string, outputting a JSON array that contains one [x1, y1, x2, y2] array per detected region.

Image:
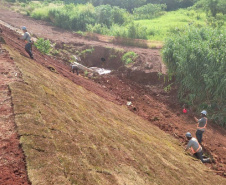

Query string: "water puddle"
[[89, 67, 111, 75]]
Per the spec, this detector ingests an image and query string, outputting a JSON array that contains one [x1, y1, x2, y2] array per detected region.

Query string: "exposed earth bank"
[[0, 6, 226, 180], [0, 44, 30, 184]]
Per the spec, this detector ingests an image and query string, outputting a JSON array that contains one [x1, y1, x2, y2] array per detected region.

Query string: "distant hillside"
[[3, 44, 225, 184]]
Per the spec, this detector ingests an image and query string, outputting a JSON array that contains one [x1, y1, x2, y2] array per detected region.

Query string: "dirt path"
[[0, 7, 226, 178], [0, 44, 30, 184], [0, 7, 166, 74]]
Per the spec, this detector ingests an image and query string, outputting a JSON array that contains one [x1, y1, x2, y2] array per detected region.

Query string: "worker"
[[70, 63, 79, 75], [185, 132, 211, 163], [194, 110, 207, 144], [18, 26, 34, 59]]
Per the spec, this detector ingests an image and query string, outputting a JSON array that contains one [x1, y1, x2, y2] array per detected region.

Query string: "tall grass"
[[162, 26, 226, 127], [31, 6, 54, 21]]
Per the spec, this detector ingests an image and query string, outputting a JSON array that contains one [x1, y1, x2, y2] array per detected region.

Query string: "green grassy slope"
[[6, 45, 226, 184]]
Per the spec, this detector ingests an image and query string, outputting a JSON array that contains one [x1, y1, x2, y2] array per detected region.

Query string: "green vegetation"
[[135, 9, 208, 41], [122, 52, 138, 65], [80, 47, 95, 57], [4, 0, 226, 127], [162, 27, 226, 127], [133, 3, 167, 19], [7, 1, 226, 41], [34, 38, 52, 54], [54, 0, 197, 12], [196, 0, 226, 17]]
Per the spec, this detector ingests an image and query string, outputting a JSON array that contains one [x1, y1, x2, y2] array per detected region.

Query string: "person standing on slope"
[[18, 26, 34, 59], [184, 132, 211, 163], [194, 110, 208, 144]]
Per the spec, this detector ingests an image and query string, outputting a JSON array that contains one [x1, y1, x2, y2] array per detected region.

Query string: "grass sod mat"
[[5, 45, 226, 185]]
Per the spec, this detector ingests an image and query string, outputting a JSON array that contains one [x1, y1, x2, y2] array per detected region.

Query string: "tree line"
[[12, 0, 226, 17], [62, 0, 196, 12]]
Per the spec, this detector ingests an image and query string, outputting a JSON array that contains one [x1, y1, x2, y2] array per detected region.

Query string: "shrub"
[[34, 38, 52, 54], [95, 5, 112, 27], [122, 51, 138, 65], [95, 5, 130, 27], [111, 6, 131, 25], [109, 24, 127, 37], [31, 7, 51, 21], [133, 3, 167, 20], [48, 3, 96, 31], [86, 23, 109, 35], [127, 22, 147, 39]]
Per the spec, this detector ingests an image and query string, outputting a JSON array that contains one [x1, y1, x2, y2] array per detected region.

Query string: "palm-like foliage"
[[163, 27, 226, 126]]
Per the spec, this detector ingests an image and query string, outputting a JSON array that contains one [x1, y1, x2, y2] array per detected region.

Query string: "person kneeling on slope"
[[185, 132, 212, 163], [18, 26, 34, 59]]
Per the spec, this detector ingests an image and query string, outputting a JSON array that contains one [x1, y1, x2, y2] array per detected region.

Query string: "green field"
[[135, 9, 208, 41]]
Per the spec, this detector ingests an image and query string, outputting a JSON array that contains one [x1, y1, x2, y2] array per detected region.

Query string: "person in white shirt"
[[18, 26, 33, 59], [185, 132, 211, 163]]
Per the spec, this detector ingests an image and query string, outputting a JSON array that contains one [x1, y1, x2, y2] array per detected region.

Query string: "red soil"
[[0, 45, 30, 184], [0, 7, 226, 179]]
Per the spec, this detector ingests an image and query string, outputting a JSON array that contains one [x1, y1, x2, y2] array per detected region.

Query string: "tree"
[[207, 0, 219, 17], [199, 0, 226, 17]]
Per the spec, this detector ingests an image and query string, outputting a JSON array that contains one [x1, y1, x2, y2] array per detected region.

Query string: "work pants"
[[194, 151, 210, 163], [25, 43, 33, 59], [72, 66, 79, 75], [196, 130, 204, 144]]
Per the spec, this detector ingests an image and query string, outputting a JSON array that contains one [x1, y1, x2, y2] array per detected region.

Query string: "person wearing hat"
[[194, 110, 208, 144], [185, 132, 211, 163], [18, 26, 34, 59]]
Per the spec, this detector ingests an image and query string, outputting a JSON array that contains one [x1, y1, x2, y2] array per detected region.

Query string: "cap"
[[185, 132, 192, 138], [201, 110, 207, 116], [21, 26, 27, 30]]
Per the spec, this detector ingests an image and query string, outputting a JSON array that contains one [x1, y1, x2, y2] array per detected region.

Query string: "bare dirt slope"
[[0, 44, 30, 184], [4, 42, 226, 185], [0, 6, 226, 179]]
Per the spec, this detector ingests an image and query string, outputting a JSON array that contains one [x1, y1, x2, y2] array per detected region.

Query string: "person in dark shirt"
[[194, 110, 208, 144]]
